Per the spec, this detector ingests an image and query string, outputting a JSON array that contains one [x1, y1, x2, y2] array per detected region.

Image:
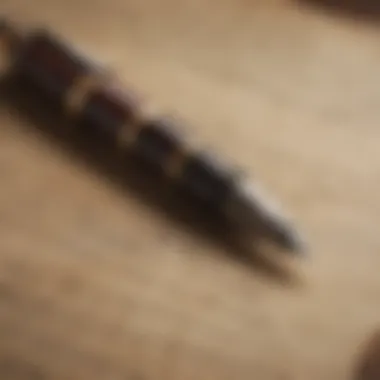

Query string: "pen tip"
[[224, 179, 307, 256], [271, 223, 307, 256]]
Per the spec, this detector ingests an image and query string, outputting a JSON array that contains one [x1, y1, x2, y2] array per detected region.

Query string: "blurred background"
[[0, 0, 380, 379]]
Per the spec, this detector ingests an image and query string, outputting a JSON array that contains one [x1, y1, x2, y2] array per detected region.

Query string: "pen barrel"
[[0, 19, 304, 253], [2, 23, 239, 215]]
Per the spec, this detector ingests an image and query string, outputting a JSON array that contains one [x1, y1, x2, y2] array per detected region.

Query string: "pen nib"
[[266, 219, 306, 255], [224, 179, 306, 255]]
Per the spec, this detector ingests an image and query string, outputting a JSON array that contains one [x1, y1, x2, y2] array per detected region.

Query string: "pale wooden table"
[[0, 1, 379, 379]]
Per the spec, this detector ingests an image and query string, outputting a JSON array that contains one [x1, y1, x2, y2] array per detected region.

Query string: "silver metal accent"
[[224, 178, 305, 254]]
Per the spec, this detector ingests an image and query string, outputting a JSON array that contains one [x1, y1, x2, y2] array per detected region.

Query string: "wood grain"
[[0, 0, 380, 379]]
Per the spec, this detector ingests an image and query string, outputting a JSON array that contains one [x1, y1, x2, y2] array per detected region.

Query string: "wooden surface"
[[0, 0, 380, 379]]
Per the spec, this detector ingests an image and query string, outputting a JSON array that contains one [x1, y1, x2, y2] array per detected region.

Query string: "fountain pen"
[[0, 18, 305, 255]]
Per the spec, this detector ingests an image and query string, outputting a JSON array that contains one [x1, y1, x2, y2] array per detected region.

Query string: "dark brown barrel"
[[77, 85, 140, 145], [11, 26, 238, 214], [15, 29, 90, 103]]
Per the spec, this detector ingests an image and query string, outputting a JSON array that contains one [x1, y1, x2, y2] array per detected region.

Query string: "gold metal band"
[[65, 71, 106, 116], [164, 148, 189, 179], [164, 125, 194, 179], [116, 100, 160, 149], [117, 120, 144, 148]]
